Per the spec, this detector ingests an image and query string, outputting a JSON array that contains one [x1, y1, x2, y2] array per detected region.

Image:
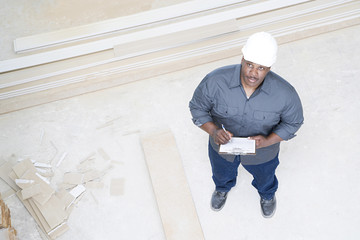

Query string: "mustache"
[[247, 76, 259, 81]]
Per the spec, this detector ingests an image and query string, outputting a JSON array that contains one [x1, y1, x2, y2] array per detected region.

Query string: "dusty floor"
[[1, 1, 360, 240]]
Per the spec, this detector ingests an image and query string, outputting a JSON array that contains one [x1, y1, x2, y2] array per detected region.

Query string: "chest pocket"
[[253, 111, 280, 125], [212, 104, 239, 118]]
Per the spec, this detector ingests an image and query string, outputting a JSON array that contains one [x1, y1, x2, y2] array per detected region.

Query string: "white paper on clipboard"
[[219, 137, 256, 155]]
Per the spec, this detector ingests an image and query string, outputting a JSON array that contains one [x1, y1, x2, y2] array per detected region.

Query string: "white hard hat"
[[241, 32, 278, 67]]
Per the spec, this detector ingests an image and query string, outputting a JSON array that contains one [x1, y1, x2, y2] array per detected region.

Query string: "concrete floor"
[[1, 2, 360, 240]]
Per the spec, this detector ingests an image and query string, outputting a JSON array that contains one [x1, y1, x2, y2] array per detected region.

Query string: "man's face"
[[240, 58, 271, 89]]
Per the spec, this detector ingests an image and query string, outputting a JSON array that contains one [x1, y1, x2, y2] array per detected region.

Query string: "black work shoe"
[[211, 191, 228, 211], [260, 196, 276, 218]]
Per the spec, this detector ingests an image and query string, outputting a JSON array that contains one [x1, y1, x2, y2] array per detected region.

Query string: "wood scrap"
[[110, 178, 125, 196], [13, 0, 247, 52], [0, 195, 11, 228], [0, 194, 17, 239], [141, 130, 205, 240]]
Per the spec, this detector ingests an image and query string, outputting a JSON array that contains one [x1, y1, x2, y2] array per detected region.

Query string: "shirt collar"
[[229, 64, 272, 95], [228, 64, 242, 89], [259, 73, 272, 95]]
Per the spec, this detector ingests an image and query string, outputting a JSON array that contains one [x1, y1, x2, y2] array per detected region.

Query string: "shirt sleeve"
[[189, 76, 214, 127], [273, 88, 304, 141]]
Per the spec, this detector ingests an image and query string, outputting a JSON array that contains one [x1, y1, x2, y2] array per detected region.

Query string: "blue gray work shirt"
[[189, 64, 304, 165]]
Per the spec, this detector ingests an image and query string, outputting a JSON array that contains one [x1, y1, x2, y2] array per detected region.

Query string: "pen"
[[221, 124, 231, 139]]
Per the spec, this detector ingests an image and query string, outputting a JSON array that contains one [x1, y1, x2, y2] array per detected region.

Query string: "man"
[[189, 32, 303, 218]]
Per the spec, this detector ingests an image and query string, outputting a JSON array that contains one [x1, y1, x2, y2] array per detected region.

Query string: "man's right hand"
[[200, 122, 233, 145], [211, 128, 233, 145]]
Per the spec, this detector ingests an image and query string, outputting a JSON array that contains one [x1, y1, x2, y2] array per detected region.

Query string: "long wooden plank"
[[0, 0, 309, 73], [238, 0, 355, 31], [13, 0, 247, 53], [113, 19, 239, 57], [141, 130, 204, 240]]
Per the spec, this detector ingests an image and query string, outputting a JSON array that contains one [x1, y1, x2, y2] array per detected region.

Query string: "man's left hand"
[[249, 133, 283, 149]]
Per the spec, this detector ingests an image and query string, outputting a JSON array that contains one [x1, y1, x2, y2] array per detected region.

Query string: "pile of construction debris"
[[0, 150, 112, 239]]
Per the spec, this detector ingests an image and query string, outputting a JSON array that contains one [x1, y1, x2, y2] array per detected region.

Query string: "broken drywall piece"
[[32, 195, 67, 230], [26, 198, 53, 233], [110, 160, 124, 165], [22, 170, 54, 205], [63, 172, 84, 185], [35, 173, 51, 185], [49, 141, 59, 163], [48, 222, 69, 240], [34, 162, 52, 168], [15, 179, 35, 189], [56, 189, 74, 209], [77, 152, 96, 172], [36, 168, 54, 178], [80, 152, 96, 163], [59, 183, 77, 191], [97, 148, 110, 161], [56, 152, 68, 168], [69, 185, 86, 199], [89, 191, 99, 204], [18, 191, 52, 234], [39, 129, 45, 145], [83, 170, 104, 183], [76, 160, 93, 172], [85, 181, 104, 189], [0, 189, 16, 200], [21, 183, 42, 200], [110, 178, 125, 196], [0, 159, 20, 191], [62, 185, 86, 213], [12, 158, 36, 178], [8, 172, 17, 182]]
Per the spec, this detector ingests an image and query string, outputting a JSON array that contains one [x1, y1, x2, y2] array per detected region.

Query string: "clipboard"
[[219, 137, 256, 155]]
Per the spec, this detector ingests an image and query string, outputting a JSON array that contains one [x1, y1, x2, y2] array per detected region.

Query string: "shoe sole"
[[210, 204, 224, 212]]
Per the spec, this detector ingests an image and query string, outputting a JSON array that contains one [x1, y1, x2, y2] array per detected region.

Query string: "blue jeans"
[[209, 142, 279, 200]]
